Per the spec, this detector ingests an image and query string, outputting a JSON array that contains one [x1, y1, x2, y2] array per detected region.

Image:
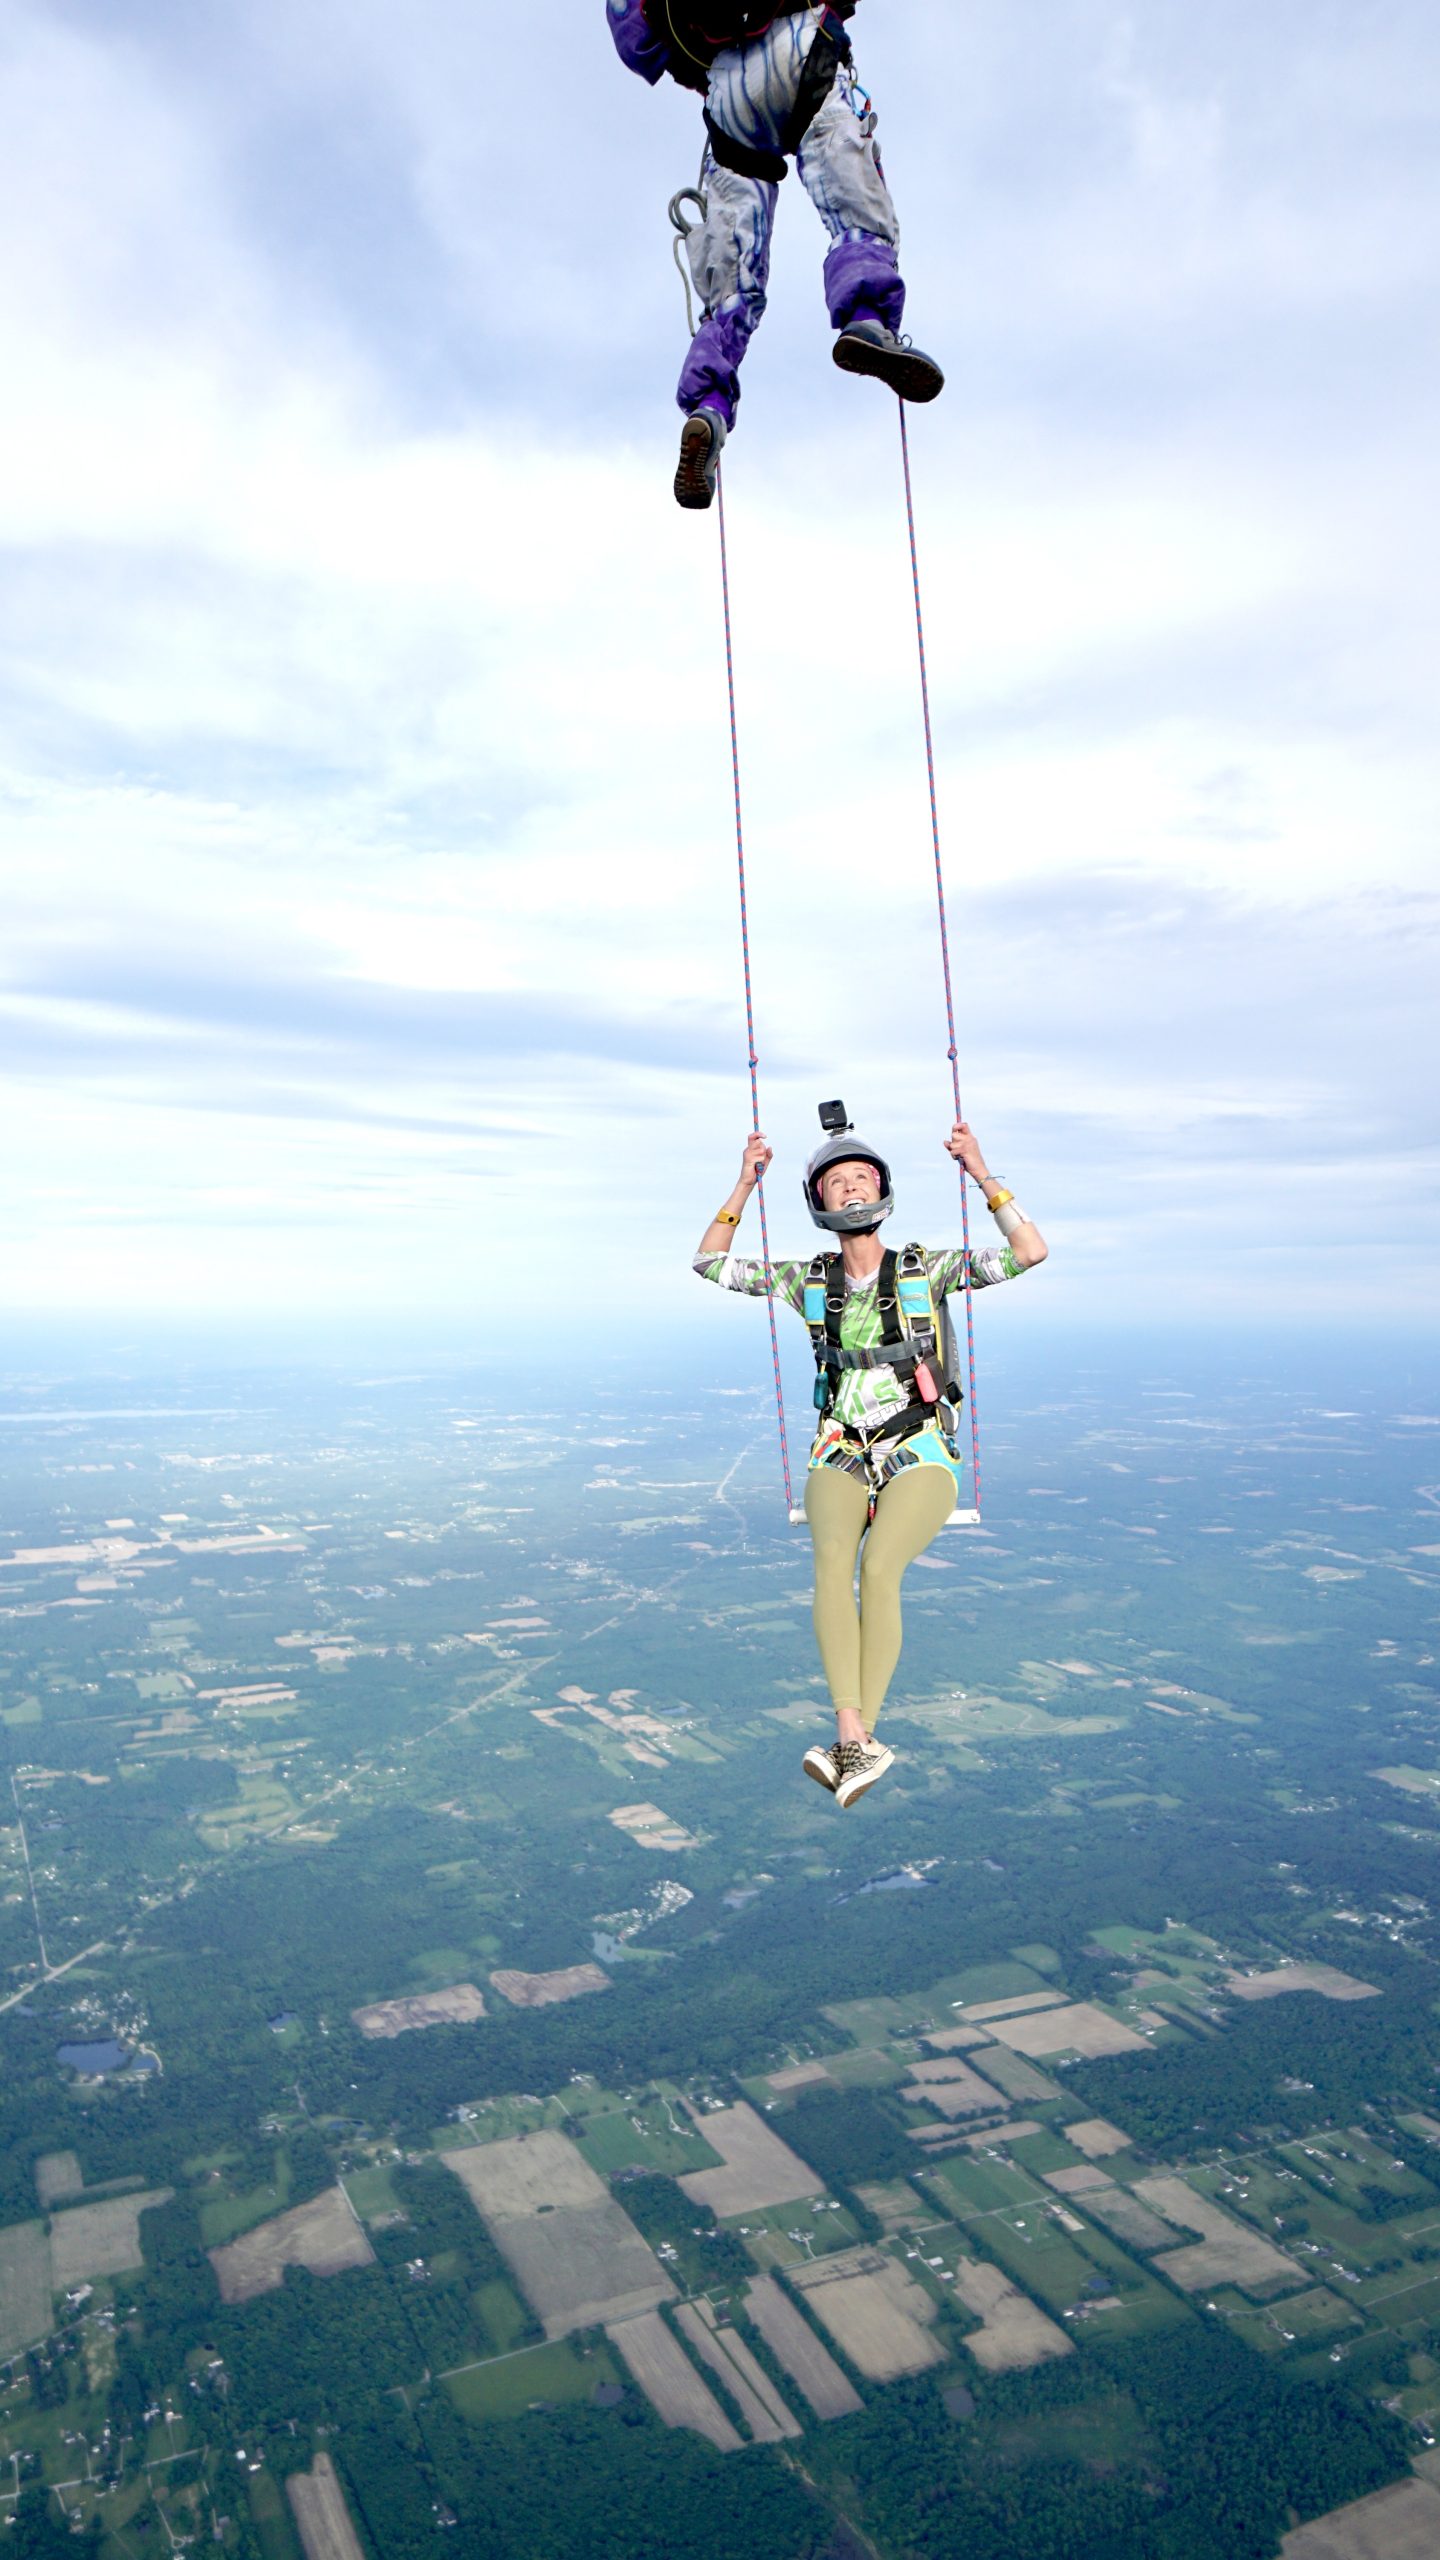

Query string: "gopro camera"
[[818, 1099, 851, 1134]]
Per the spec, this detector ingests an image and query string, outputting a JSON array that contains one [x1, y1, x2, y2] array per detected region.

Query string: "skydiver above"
[[695, 1109, 1047, 1807], [606, 3, 944, 508]]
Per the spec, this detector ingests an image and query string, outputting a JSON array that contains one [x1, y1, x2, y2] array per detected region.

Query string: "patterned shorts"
[[809, 1416, 964, 1507]]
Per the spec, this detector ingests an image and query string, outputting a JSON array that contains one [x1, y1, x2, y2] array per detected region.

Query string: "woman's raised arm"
[[695, 1131, 774, 1259], [944, 1119, 1048, 1268]]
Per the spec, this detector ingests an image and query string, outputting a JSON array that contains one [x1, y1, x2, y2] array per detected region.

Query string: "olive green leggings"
[[804, 1462, 957, 1733]]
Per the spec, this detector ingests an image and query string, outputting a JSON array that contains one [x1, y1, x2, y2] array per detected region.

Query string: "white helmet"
[[803, 1102, 894, 1235]]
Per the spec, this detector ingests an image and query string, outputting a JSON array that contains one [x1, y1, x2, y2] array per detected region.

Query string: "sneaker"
[[802, 1740, 841, 1793], [832, 319, 944, 404], [674, 406, 728, 510], [833, 1738, 895, 1809]]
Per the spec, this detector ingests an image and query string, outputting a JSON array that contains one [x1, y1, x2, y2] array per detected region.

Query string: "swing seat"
[[789, 1504, 982, 1529]]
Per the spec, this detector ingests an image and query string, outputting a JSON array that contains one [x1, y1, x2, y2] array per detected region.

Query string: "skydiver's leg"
[[676, 147, 778, 430], [856, 1462, 957, 1733], [803, 1463, 870, 1734], [797, 62, 944, 401], [677, 14, 814, 430], [795, 59, 904, 334]]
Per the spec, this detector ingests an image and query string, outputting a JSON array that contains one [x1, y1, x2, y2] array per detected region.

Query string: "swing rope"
[[715, 463, 797, 1517], [897, 402, 982, 1515]]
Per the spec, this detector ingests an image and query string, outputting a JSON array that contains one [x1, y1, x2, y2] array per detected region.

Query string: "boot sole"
[[832, 336, 944, 404], [803, 1748, 840, 1793], [674, 420, 719, 510], [835, 1749, 895, 1809]]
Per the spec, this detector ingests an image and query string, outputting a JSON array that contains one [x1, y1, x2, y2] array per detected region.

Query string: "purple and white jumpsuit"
[[606, 3, 907, 427]]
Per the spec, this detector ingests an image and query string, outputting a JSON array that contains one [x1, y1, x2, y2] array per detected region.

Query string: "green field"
[[473, 2279, 532, 2356], [197, 2159, 293, 2248], [927, 2154, 1043, 2220], [732, 2196, 865, 2272], [568, 2091, 720, 2176], [1006, 2127, 1090, 2176], [442, 2338, 619, 2422], [814, 2044, 907, 2090], [247, 2467, 302, 2560], [344, 2163, 402, 2221], [436, 2094, 571, 2149]]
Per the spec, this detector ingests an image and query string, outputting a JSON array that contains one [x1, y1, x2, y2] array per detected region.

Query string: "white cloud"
[[0, 0, 1435, 1331]]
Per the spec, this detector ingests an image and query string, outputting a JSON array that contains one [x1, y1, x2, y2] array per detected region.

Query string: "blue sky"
[[1, 0, 1436, 1343]]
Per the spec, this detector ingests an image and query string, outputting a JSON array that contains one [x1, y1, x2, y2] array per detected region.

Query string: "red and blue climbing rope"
[[897, 403, 982, 1515], [715, 464, 797, 1517]]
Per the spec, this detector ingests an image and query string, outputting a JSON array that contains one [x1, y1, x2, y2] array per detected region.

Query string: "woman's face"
[[820, 1158, 882, 1213]]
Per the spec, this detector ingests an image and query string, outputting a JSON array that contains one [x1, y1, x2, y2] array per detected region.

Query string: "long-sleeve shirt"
[[694, 1244, 1024, 1437]]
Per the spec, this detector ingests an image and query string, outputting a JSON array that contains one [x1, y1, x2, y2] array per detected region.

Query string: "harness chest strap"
[[804, 1245, 960, 1418]]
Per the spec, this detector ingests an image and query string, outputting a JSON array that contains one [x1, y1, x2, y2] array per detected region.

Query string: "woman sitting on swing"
[[695, 1108, 1047, 1806]]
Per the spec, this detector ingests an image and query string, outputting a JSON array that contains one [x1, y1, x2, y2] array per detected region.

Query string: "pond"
[[57, 2040, 129, 2076], [834, 1867, 937, 1905]]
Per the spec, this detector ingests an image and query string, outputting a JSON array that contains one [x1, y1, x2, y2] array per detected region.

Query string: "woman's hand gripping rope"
[[944, 1120, 1048, 1269], [697, 1131, 773, 1258]]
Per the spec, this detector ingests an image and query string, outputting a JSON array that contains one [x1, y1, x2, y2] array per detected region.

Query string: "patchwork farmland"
[[448, 2130, 675, 2337]]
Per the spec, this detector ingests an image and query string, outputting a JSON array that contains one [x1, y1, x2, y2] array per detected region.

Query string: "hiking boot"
[[833, 1738, 896, 1809], [802, 1740, 841, 1793], [832, 319, 944, 404], [674, 406, 728, 510]]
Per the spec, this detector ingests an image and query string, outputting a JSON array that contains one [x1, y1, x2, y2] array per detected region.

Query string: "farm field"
[[441, 2337, 620, 2422], [209, 2187, 374, 2303], [790, 2246, 946, 2381], [949, 2256, 1075, 2372], [286, 2453, 367, 2560], [606, 2310, 741, 2451], [1280, 2477, 1440, 2557], [742, 2274, 862, 2420], [569, 2089, 721, 2177], [677, 2102, 824, 2217], [1137, 2175, 1304, 2298], [448, 2130, 675, 2337], [675, 2301, 801, 2442], [988, 2001, 1150, 2060], [0, 2221, 52, 2361], [49, 2189, 173, 2285]]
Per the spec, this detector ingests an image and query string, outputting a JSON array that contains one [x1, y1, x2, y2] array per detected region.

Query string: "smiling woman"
[[695, 1103, 1047, 1809]]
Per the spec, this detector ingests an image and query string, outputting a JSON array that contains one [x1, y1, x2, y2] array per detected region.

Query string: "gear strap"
[[701, 5, 852, 182], [805, 1244, 962, 1421]]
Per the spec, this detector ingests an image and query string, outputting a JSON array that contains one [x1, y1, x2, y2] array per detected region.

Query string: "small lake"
[[834, 1868, 937, 1906], [57, 2040, 129, 2076]]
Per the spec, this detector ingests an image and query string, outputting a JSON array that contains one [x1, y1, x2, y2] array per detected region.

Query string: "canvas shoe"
[[832, 319, 944, 404], [674, 406, 728, 510], [802, 1740, 841, 1793], [833, 1738, 896, 1809]]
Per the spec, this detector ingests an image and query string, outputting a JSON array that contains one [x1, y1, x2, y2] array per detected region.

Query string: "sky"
[[1, 0, 1437, 1356]]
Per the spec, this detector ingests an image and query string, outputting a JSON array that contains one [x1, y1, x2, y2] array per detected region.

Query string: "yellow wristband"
[[985, 1188, 1014, 1213], [715, 1208, 741, 1227]]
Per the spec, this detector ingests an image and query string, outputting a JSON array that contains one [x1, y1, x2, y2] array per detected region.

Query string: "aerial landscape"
[[2, 2, 1436, 2555], [3, 1345, 1440, 2558]]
